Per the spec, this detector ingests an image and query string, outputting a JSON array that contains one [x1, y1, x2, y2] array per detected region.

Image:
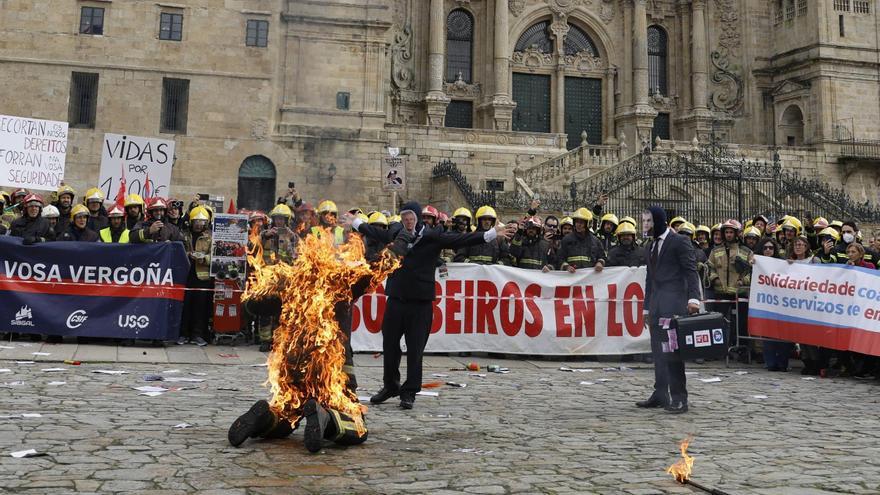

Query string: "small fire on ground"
[[666, 436, 695, 483]]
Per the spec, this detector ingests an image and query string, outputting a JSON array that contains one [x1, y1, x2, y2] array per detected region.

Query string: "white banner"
[[351, 263, 650, 355], [0, 114, 68, 190], [99, 133, 175, 200]]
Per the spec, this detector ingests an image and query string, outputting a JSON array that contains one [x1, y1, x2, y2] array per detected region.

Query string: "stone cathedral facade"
[[1, 0, 878, 212]]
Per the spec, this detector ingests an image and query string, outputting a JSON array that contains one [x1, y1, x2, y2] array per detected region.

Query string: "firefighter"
[[779, 217, 800, 255], [131, 197, 184, 243], [295, 202, 316, 234], [695, 224, 711, 252], [41, 205, 60, 233], [452, 207, 472, 233], [124, 194, 146, 230], [560, 216, 573, 237], [364, 212, 390, 262], [7, 188, 28, 217], [59, 204, 99, 242], [678, 222, 708, 287], [257, 203, 298, 351], [555, 207, 606, 272], [311, 200, 347, 245], [10, 194, 55, 244], [669, 216, 687, 232], [742, 226, 762, 253], [166, 199, 186, 230], [180, 206, 214, 346], [83, 187, 109, 232], [0, 191, 10, 234], [53, 184, 76, 235], [606, 222, 647, 267], [834, 220, 879, 265], [99, 205, 130, 243], [752, 215, 769, 236], [807, 217, 829, 251], [509, 216, 550, 270], [454, 206, 500, 265], [815, 227, 842, 263], [707, 219, 752, 352], [421, 205, 440, 228], [597, 213, 619, 253]]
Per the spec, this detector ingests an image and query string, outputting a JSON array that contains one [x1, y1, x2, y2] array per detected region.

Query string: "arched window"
[[515, 20, 553, 53], [237, 155, 276, 212], [648, 25, 668, 96], [563, 24, 598, 57], [446, 9, 474, 83]]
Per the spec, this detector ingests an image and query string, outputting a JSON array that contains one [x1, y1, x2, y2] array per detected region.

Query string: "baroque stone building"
[[1, 0, 879, 213]]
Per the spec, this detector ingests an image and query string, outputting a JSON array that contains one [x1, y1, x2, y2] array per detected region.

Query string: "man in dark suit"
[[345, 201, 514, 409], [637, 206, 701, 414]]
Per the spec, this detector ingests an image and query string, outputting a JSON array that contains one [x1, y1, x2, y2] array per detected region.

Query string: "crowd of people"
[[2, 184, 878, 380]]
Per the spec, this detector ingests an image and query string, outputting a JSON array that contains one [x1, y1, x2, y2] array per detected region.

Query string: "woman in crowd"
[[756, 238, 792, 371]]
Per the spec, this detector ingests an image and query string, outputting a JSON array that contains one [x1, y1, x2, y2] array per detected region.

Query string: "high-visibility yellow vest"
[[99, 227, 130, 243], [311, 226, 345, 246]]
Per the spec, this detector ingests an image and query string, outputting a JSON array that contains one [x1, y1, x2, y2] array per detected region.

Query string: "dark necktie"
[[651, 237, 660, 268]]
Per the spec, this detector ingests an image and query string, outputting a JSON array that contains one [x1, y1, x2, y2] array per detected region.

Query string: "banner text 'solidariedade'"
[[0, 237, 189, 340]]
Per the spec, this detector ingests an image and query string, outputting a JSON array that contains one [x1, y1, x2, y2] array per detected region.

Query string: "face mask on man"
[[843, 232, 855, 243]]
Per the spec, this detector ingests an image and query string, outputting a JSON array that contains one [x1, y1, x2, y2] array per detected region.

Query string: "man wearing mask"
[[835, 221, 879, 265], [455, 206, 500, 264], [124, 194, 146, 230], [509, 216, 550, 271], [131, 197, 184, 243], [554, 208, 606, 272], [99, 205, 130, 243], [11, 194, 55, 245], [345, 201, 515, 410], [607, 222, 647, 267], [180, 206, 214, 346], [59, 204, 99, 242], [83, 188, 109, 232], [53, 184, 76, 235], [636, 206, 700, 414]]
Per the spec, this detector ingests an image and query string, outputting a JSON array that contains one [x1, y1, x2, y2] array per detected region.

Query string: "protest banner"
[[210, 213, 249, 282], [351, 263, 649, 355], [381, 154, 406, 192], [749, 256, 880, 357], [0, 237, 188, 340], [98, 133, 175, 200], [0, 114, 68, 190]]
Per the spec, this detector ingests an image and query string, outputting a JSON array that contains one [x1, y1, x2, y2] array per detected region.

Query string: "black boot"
[[303, 398, 331, 453], [263, 418, 294, 439], [228, 400, 276, 447]]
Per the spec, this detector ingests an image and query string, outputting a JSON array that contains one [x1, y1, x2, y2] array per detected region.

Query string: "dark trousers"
[[381, 297, 433, 396], [181, 276, 213, 340], [334, 301, 357, 392], [649, 316, 688, 403]]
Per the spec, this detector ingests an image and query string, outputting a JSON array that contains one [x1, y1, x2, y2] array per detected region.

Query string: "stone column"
[[490, 0, 516, 130], [604, 67, 617, 144], [632, 0, 650, 111], [425, 0, 449, 126], [691, 0, 710, 115], [555, 65, 566, 136]]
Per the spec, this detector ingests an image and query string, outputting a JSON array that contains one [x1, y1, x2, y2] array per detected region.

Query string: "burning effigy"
[[227, 225, 397, 452]]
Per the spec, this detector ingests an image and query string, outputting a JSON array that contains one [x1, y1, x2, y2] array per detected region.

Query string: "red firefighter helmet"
[[421, 205, 439, 219]]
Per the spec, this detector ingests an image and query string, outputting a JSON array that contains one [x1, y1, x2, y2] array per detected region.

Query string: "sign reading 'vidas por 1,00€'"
[[99, 133, 175, 200]]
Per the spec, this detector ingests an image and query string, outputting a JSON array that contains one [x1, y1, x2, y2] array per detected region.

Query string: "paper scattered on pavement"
[[0, 345, 15, 349], [802, 377, 817, 381], [596, 378, 612, 382], [560, 366, 594, 372], [432, 373, 449, 378], [163, 377, 205, 383], [173, 423, 192, 429], [685, 371, 700, 376], [0, 369, 11, 373], [162, 369, 181, 374], [734, 371, 749, 375], [134, 386, 169, 393], [579, 381, 595, 385], [15, 361, 35, 365], [453, 448, 494, 455], [189, 372, 207, 376], [700, 377, 723, 383], [468, 373, 487, 377], [250, 363, 268, 367], [416, 391, 439, 397], [47, 381, 66, 386], [139, 391, 165, 397], [40, 368, 66, 373], [751, 395, 768, 399], [21, 413, 42, 418], [92, 370, 129, 375], [357, 396, 372, 402], [445, 382, 467, 388], [31, 352, 51, 356], [10, 449, 46, 458]]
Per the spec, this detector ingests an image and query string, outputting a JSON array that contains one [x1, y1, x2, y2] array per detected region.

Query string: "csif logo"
[[118, 315, 150, 329], [66, 310, 88, 329]]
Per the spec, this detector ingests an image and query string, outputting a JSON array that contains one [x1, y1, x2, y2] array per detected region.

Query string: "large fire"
[[244, 224, 398, 432], [666, 436, 695, 483]]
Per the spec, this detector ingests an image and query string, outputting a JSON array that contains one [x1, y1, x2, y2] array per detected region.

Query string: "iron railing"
[[837, 138, 880, 161]]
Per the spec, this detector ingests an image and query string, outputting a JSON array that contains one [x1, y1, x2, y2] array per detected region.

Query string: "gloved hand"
[[22, 236, 37, 246], [389, 230, 414, 257]]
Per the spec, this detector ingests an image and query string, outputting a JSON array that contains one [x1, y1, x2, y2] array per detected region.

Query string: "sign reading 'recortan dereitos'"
[[0, 114, 68, 190]]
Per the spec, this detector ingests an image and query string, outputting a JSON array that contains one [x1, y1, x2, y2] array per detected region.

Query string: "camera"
[[288, 181, 296, 189]]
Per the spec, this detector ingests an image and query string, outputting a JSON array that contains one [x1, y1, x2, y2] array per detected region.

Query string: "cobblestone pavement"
[[1, 344, 879, 494]]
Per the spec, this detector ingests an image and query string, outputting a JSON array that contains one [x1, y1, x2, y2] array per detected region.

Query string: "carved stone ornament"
[[250, 119, 268, 140], [649, 92, 676, 111], [563, 50, 604, 72], [510, 0, 526, 16], [599, 0, 614, 23], [445, 73, 483, 98], [512, 47, 555, 71], [710, 0, 744, 115], [549, 0, 590, 13], [391, 24, 414, 90]]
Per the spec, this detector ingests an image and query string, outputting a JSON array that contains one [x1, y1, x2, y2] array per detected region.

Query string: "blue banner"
[[0, 237, 189, 340]]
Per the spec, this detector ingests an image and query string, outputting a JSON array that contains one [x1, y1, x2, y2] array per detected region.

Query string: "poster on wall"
[[381, 153, 406, 192], [98, 133, 175, 200], [0, 114, 68, 190], [209, 213, 249, 282]]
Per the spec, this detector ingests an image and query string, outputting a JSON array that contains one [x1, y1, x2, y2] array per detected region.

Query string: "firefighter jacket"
[[262, 226, 298, 264], [59, 225, 99, 242], [606, 243, 647, 267], [454, 229, 500, 264], [555, 231, 606, 269], [131, 219, 184, 243], [833, 241, 879, 266], [54, 206, 72, 235], [508, 233, 550, 270], [184, 230, 213, 280], [126, 214, 143, 230], [597, 231, 617, 254], [10, 215, 55, 244], [99, 226, 130, 243], [707, 242, 752, 296], [310, 225, 347, 246], [87, 213, 109, 232]]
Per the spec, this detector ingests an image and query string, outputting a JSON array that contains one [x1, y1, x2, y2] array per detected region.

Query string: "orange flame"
[[244, 226, 399, 432], [666, 436, 695, 483]]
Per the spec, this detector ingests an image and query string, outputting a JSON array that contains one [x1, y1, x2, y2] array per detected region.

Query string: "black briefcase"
[[671, 312, 729, 360]]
